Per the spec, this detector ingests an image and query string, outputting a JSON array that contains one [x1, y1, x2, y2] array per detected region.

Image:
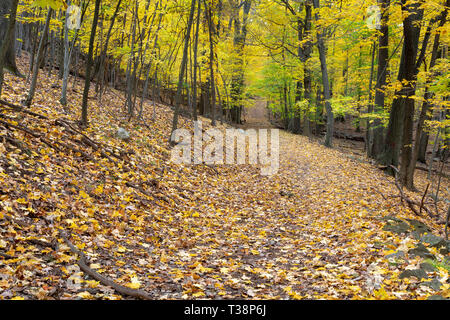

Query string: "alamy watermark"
[[67, 5, 82, 30], [366, 5, 381, 30], [171, 121, 279, 176]]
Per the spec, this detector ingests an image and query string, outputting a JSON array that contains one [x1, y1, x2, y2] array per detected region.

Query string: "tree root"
[[59, 230, 153, 300]]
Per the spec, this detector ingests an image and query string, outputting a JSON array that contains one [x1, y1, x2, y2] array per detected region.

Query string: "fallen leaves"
[[0, 57, 449, 300]]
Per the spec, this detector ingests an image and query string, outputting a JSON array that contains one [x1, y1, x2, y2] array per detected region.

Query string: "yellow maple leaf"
[[79, 190, 89, 199], [16, 198, 28, 204], [192, 292, 205, 298], [77, 291, 93, 299], [126, 277, 141, 289]]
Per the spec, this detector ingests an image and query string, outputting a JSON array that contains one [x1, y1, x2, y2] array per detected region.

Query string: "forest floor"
[[0, 56, 449, 300]]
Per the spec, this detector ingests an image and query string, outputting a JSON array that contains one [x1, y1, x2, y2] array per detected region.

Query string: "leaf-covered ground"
[[0, 58, 449, 300]]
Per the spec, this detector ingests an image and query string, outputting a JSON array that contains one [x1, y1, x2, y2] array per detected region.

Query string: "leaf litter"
[[0, 57, 449, 300]]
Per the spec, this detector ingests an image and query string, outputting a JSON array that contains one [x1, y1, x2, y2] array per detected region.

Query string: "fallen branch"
[[420, 183, 430, 216], [0, 99, 48, 120], [59, 230, 153, 300], [389, 166, 436, 218]]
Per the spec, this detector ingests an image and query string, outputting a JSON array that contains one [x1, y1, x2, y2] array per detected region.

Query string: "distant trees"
[[252, 0, 449, 189]]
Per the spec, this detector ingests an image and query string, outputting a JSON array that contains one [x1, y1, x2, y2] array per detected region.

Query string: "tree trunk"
[[24, 7, 52, 107], [369, 0, 390, 159], [230, 0, 251, 124], [312, 0, 334, 147], [60, 0, 72, 107], [382, 2, 422, 174], [407, 0, 448, 188], [398, 0, 424, 188], [125, 0, 139, 119], [205, 0, 216, 126], [0, 0, 21, 78], [170, 0, 197, 141], [191, 0, 201, 121], [81, 0, 101, 127], [0, 0, 19, 96]]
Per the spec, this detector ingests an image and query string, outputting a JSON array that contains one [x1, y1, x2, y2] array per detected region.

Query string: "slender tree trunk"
[[398, 0, 424, 188], [206, 0, 216, 126], [139, 3, 165, 119], [125, 0, 139, 119], [366, 40, 377, 153], [230, 0, 251, 124], [369, 0, 390, 159], [170, 0, 197, 141], [25, 7, 52, 107], [407, 1, 448, 189], [81, 0, 101, 127], [312, 0, 334, 147], [191, 0, 201, 121], [303, 1, 312, 137], [98, 0, 123, 102], [60, 0, 72, 107]]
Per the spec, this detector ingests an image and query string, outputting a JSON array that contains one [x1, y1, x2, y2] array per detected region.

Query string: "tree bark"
[[407, 0, 449, 189], [312, 0, 334, 147], [24, 7, 52, 107], [170, 0, 197, 141], [368, 0, 390, 159], [0, 0, 19, 96], [205, 0, 216, 126], [81, 0, 102, 127], [398, 0, 423, 188], [0, 0, 21, 78], [191, 0, 201, 121]]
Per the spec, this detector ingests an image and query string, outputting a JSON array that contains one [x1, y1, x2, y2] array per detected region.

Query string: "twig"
[[420, 183, 430, 215], [0, 99, 48, 120], [445, 205, 450, 240]]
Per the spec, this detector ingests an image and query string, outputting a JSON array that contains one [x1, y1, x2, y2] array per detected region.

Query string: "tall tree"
[[0, 0, 21, 79], [368, 0, 390, 159], [81, 0, 102, 127], [398, 0, 424, 187], [205, 0, 217, 126], [382, 0, 422, 175], [191, 0, 201, 121], [97, 0, 123, 103], [230, 0, 251, 124], [406, 0, 449, 189], [170, 0, 197, 141], [0, 0, 20, 96], [312, 0, 334, 147], [24, 7, 53, 107]]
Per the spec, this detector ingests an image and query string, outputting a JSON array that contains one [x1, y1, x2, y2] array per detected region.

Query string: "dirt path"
[[239, 99, 273, 129], [148, 115, 446, 300]]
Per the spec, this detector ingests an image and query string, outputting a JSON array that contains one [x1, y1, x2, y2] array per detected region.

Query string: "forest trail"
[[0, 58, 449, 300], [240, 100, 273, 129]]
